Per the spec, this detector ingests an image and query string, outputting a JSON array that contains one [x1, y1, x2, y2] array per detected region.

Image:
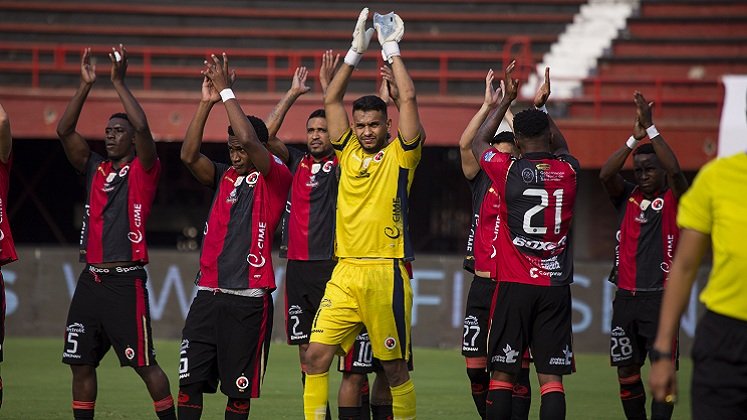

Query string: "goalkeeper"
[[302, 7, 422, 420]]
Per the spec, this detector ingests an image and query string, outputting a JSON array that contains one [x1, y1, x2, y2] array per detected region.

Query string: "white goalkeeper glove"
[[344, 7, 375, 67], [374, 12, 404, 63]]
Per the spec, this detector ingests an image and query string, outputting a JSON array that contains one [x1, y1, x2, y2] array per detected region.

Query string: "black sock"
[[225, 397, 250, 420], [339, 406, 361, 420], [540, 391, 565, 420], [371, 404, 393, 420], [467, 367, 489, 419], [154, 395, 177, 420], [177, 383, 204, 420], [486, 380, 514, 420], [360, 377, 371, 420], [651, 400, 674, 420], [619, 375, 646, 420], [72, 400, 95, 419], [511, 367, 531, 420]]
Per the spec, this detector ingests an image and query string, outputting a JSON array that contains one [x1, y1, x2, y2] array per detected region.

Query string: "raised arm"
[[318, 49, 340, 97], [325, 8, 374, 142], [634, 91, 689, 198], [599, 117, 644, 200], [472, 61, 517, 161], [533, 67, 568, 156], [264, 66, 311, 163], [380, 64, 427, 144], [56, 47, 95, 173], [109, 44, 157, 170], [181, 76, 219, 187], [460, 69, 503, 180], [0, 103, 11, 163], [206, 53, 271, 175]]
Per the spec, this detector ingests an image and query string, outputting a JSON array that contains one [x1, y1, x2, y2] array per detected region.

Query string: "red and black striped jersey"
[[0, 156, 17, 266], [279, 148, 338, 261], [79, 153, 160, 264], [197, 153, 291, 290], [610, 182, 678, 291], [463, 170, 500, 278], [480, 150, 579, 286]]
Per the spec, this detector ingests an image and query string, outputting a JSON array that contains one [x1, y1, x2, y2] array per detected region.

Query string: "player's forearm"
[[459, 104, 491, 151], [112, 80, 150, 133], [599, 145, 631, 183], [57, 82, 92, 137], [324, 64, 354, 107], [651, 135, 688, 194], [547, 115, 569, 154], [390, 56, 415, 103], [181, 101, 212, 164], [266, 89, 302, 141]]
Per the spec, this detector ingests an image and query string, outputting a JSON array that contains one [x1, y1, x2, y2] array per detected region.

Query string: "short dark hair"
[[513, 109, 549, 139], [490, 130, 515, 145], [109, 112, 130, 122], [228, 115, 269, 144], [633, 143, 655, 156], [307, 109, 325, 121], [352, 95, 387, 118]]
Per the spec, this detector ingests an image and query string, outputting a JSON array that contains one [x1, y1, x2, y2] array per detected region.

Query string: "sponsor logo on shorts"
[[495, 344, 519, 364], [549, 345, 573, 366], [124, 346, 135, 360], [320, 298, 332, 308], [236, 375, 249, 392], [610, 326, 626, 337], [288, 305, 303, 316], [384, 337, 397, 350], [180, 339, 190, 351], [66, 322, 85, 334], [464, 315, 479, 327], [311, 328, 324, 334], [356, 332, 370, 342]]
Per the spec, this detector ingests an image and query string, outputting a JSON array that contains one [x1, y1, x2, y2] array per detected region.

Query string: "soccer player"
[[472, 63, 578, 420], [264, 60, 376, 419], [176, 53, 291, 420], [302, 8, 421, 419], [460, 69, 535, 420], [649, 146, 747, 416], [0, 102, 18, 410], [56, 46, 175, 420], [599, 92, 688, 420]]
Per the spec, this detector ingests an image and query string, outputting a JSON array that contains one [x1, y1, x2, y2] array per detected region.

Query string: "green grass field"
[[0, 338, 692, 419]]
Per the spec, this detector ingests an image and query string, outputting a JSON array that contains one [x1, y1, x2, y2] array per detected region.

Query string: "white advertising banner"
[[718, 75, 747, 157]]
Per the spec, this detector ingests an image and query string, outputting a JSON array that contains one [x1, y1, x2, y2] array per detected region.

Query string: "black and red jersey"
[[80, 153, 160, 264], [463, 170, 500, 278], [0, 156, 17, 266], [481, 150, 579, 286], [611, 183, 678, 291], [279, 148, 338, 261], [198, 152, 292, 290]]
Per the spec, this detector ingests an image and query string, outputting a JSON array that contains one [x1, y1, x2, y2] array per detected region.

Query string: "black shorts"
[[462, 275, 497, 357], [62, 265, 156, 368], [179, 290, 273, 399], [691, 310, 747, 419], [488, 282, 573, 376], [285, 259, 336, 345], [610, 289, 679, 367], [338, 329, 375, 374], [0, 270, 5, 363]]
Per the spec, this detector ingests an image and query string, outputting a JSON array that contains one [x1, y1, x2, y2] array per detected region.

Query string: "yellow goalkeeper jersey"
[[332, 128, 421, 259]]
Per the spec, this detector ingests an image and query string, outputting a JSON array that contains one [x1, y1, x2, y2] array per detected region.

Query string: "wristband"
[[381, 42, 401, 63], [344, 48, 363, 67], [219, 88, 235, 102], [625, 135, 640, 150], [646, 124, 660, 139], [535, 104, 548, 114]]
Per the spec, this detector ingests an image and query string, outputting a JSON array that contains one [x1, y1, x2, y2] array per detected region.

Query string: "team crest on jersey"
[[118, 165, 130, 177], [521, 168, 535, 183], [311, 163, 321, 174], [124, 346, 135, 360], [651, 198, 664, 211], [246, 171, 259, 186], [384, 336, 397, 350], [323, 161, 334, 173], [373, 150, 385, 162], [236, 375, 249, 391]]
